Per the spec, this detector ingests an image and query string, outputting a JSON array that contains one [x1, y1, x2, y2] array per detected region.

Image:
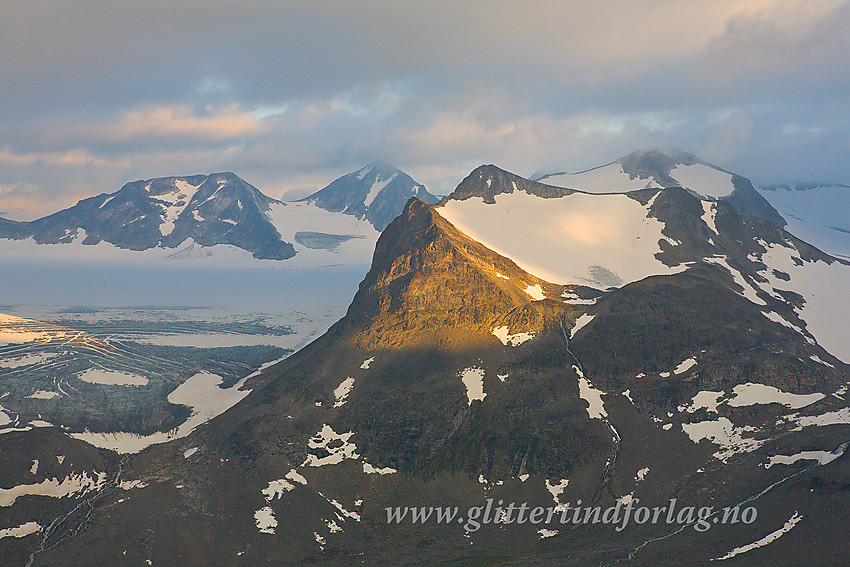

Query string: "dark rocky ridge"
[[442, 164, 575, 204]]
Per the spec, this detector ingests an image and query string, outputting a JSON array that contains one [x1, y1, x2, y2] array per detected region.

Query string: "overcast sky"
[[1, 0, 848, 219]]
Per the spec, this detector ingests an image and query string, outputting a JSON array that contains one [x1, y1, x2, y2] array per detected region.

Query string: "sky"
[[1, 0, 849, 220]]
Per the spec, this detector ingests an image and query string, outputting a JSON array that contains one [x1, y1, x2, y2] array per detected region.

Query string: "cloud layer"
[[1, 1, 848, 218]]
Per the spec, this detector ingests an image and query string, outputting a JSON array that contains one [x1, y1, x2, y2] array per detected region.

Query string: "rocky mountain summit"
[[536, 149, 787, 228]]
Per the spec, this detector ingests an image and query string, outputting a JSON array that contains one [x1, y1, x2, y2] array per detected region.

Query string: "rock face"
[[443, 164, 575, 204], [341, 198, 566, 347], [0, 172, 296, 259], [7, 173, 850, 565], [301, 162, 440, 231]]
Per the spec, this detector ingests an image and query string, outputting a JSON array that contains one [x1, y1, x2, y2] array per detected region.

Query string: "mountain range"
[[2, 149, 847, 263], [0, 163, 439, 263], [2, 151, 849, 565]]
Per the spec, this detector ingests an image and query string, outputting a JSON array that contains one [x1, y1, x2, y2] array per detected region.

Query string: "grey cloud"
[[1, 1, 849, 217]]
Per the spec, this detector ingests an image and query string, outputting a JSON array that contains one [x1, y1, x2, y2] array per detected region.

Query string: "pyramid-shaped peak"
[[342, 197, 564, 347], [301, 163, 439, 231]]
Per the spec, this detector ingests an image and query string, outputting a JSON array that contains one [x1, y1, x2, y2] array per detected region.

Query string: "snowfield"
[[668, 163, 736, 199], [758, 184, 850, 259], [439, 190, 686, 287], [538, 162, 660, 193], [264, 200, 379, 264], [538, 160, 736, 199]]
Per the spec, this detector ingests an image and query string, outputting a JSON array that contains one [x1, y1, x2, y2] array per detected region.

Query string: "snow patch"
[[363, 462, 397, 475], [326, 497, 361, 521], [491, 326, 534, 346], [570, 314, 595, 339], [0, 352, 58, 368], [758, 242, 850, 363], [0, 521, 41, 540], [701, 201, 719, 235], [27, 390, 60, 399], [333, 377, 355, 408], [575, 365, 606, 419], [681, 417, 763, 462], [762, 310, 808, 338], [0, 470, 107, 507], [545, 478, 569, 504], [460, 366, 486, 406], [364, 172, 398, 208], [183, 447, 198, 458], [704, 256, 766, 305], [360, 357, 374, 369], [540, 162, 658, 193], [255, 506, 277, 534], [714, 512, 801, 560], [524, 284, 545, 300], [679, 391, 724, 414], [157, 179, 202, 237], [810, 355, 834, 368], [76, 368, 149, 386], [765, 445, 845, 469], [262, 479, 296, 501], [286, 469, 307, 485], [303, 425, 359, 467], [727, 383, 824, 409], [792, 407, 850, 428], [673, 357, 697, 375], [562, 291, 598, 305]]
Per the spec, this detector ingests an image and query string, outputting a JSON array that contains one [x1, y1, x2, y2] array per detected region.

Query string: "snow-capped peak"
[[299, 163, 439, 231], [534, 149, 785, 227]]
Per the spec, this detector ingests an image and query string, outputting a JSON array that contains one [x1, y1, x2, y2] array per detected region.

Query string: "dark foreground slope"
[[14, 197, 850, 566]]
